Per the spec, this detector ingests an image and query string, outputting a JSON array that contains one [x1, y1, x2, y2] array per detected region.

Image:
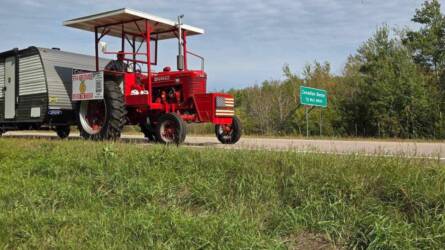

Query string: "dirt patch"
[[283, 232, 339, 250]]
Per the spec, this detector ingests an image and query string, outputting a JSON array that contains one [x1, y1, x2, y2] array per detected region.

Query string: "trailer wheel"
[[155, 113, 187, 144], [78, 81, 126, 140], [215, 116, 242, 144], [56, 126, 70, 139]]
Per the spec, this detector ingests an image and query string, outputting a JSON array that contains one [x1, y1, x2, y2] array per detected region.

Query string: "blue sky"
[[0, 0, 440, 90]]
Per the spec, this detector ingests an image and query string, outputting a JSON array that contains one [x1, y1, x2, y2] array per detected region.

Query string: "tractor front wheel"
[[78, 81, 126, 140], [56, 126, 70, 139], [215, 116, 242, 144], [155, 113, 187, 144]]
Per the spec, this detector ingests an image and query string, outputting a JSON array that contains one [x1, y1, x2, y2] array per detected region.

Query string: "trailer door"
[[4, 56, 16, 119]]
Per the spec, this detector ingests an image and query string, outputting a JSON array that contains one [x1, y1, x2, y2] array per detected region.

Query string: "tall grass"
[[0, 138, 444, 249]]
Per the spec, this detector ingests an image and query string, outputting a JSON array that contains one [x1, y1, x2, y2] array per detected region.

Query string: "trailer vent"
[[30, 107, 41, 118]]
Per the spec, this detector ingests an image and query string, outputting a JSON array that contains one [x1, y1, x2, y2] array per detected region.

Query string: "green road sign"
[[300, 86, 328, 108]]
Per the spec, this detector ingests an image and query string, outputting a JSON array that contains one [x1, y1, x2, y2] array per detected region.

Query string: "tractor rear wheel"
[[78, 81, 126, 140], [215, 116, 242, 144], [155, 113, 187, 144], [56, 126, 70, 139]]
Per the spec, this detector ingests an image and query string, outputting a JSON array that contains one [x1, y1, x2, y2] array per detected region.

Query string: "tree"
[[403, 0, 445, 89], [341, 26, 438, 138], [229, 1, 443, 139], [403, 0, 445, 137]]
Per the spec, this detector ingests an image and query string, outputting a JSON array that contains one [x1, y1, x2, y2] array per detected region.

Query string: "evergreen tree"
[[342, 26, 437, 137], [403, 0, 445, 89]]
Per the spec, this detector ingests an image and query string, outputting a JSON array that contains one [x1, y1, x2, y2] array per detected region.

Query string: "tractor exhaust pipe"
[[177, 15, 184, 71]]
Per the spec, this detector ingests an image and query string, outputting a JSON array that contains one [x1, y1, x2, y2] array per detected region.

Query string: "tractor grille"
[[216, 96, 235, 117]]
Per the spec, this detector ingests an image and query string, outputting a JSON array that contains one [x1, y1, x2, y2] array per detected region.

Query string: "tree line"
[[229, 0, 445, 139]]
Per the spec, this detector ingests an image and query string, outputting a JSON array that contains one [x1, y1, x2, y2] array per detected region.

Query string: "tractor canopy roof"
[[63, 8, 205, 40]]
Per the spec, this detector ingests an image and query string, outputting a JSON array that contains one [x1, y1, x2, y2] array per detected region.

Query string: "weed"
[[0, 138, 443, 249]]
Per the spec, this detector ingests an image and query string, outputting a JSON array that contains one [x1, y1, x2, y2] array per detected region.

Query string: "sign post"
[[300, 86, 328, 137], [305, 106, 309, 137]]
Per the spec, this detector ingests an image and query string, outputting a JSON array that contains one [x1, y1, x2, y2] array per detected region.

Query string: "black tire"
[[56, 126, 70, 139], [155, 113, 187, 144], [140, 123, 158, 142], [215, 116, 242, 144], [78, 81, 127, 140]]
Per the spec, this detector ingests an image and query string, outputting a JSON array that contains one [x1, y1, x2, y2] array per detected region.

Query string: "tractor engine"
[[151, 70, 207, 106]]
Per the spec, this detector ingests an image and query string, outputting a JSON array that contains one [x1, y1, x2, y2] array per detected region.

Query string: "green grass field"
[[0, 138, 444, 249]]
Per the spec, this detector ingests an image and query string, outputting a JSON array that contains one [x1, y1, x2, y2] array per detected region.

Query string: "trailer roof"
[[63, 8, 205, 40]]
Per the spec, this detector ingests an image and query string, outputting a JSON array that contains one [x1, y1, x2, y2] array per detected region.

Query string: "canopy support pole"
[[183, 31, 188, 70], [145, 20, 152, 106], [95, 27, 99, 71]]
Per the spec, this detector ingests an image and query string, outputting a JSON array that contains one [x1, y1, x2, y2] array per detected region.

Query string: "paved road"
[[3, 131, 445, 160]]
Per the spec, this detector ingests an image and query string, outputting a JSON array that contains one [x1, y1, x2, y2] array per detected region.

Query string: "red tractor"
[[64, 8, 241, 144]]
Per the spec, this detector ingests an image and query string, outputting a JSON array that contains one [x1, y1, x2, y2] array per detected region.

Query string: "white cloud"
[[0, 0, 437, 88]]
